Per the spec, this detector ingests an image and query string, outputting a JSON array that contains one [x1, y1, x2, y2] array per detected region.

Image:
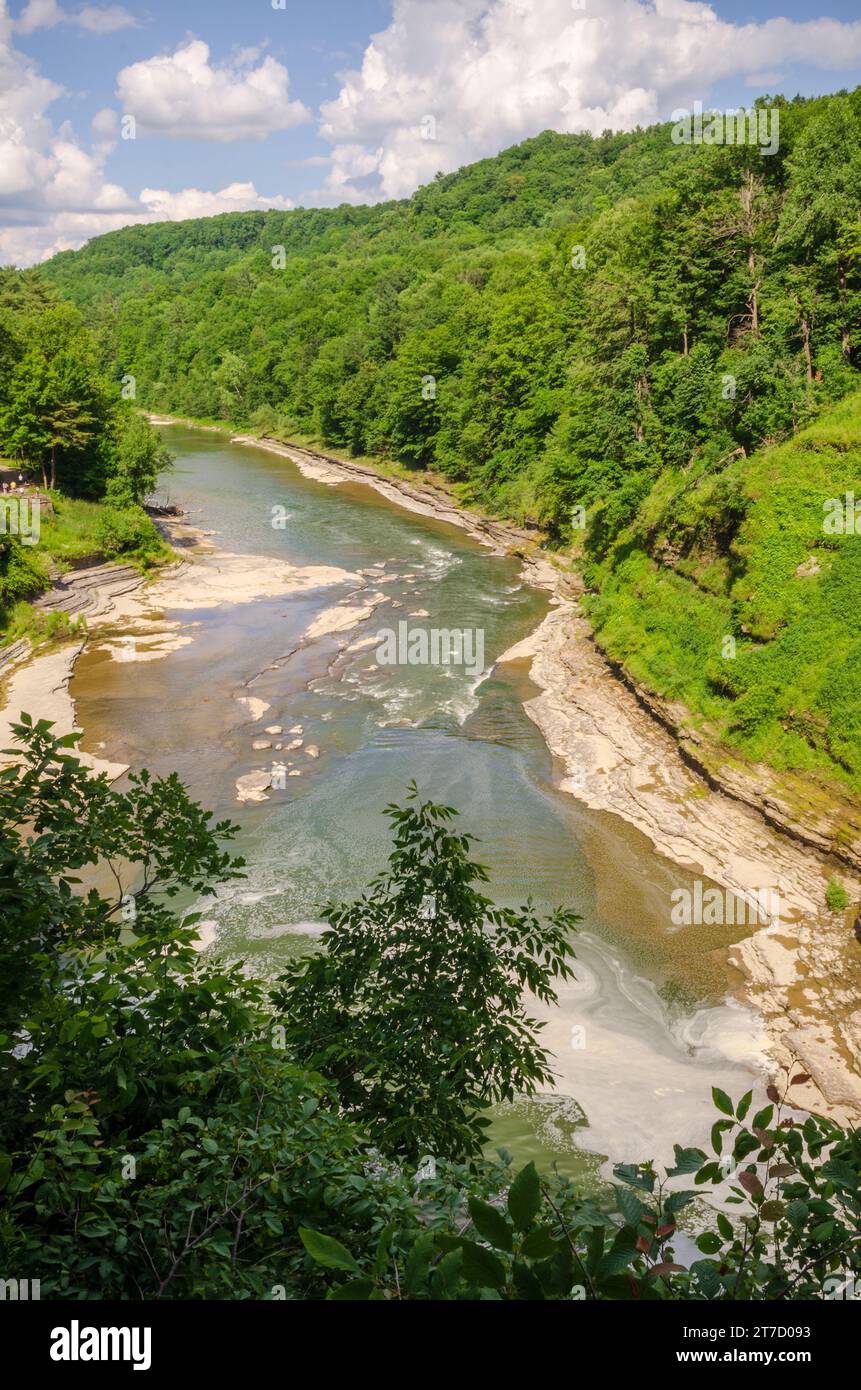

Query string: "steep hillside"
[[582, 393, 861, 848]]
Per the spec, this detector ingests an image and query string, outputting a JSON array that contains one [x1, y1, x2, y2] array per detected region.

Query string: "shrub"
[[95, 503, 163, 560], [826, 878, 850, 913]]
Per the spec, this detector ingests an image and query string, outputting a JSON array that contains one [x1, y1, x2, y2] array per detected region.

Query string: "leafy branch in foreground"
[[273, 783, 579, 1162], [0, 721, 858, 1299], [0, 714, 244, 1073], [300, 1078, 861, 1301]]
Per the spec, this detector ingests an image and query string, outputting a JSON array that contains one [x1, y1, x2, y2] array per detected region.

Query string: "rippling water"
[[71, 426, 773, 1186]]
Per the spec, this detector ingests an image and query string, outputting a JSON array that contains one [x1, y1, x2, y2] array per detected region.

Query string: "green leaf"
[[712, 1087, 734, 1116], [327, 1278, 375, 1301], [821, 1159, 858, 1189], [507, 1162, 541, 1232], [468, 1197, 513, 1252], [430, 1248, 464, 1300], [512, 1260, 545, 1300], [733, 1130, 761, 1161], [460, 1239, 507, 1289], [690, 1259, 722, 1299], [373, 1223, 395, 1277], [596, 1231, 638, 1281], [664, 1189, 698, 1217], [520, 1227, 558, 1259], [404, 1234, 435, 1295], [0, 1154, 11, 1192], [696, 1232, 722, 1255], [299, 1227, 359, 1273], [614, 1185, 648, 1227], [668, 1145, 707, 1176], [717, 1213, 733, 1240], [535, 1247, 576, 1298], [612, 1162, 655, 1193], [751, 1105, 774, 1132], [736, 1090, 753, 1121]]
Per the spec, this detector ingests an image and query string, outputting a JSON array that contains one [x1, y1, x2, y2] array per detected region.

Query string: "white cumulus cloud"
[[13, 0, 136, 34], [139, 182, 293, 221], [5, 0, 861, 264], [316, 0, 861, 203], [0, 8, 299, 264], [115, 38, 311, 142]]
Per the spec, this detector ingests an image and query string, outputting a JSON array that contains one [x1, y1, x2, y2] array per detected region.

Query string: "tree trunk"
[[40, 458, 48, 491], [740, 172, 761, 337], [838, 262, 850, 359], [748, 255, 760, 336], [49, 443, 57, 491], [634, 373, 649, 442], [682, 321, 689, 356], [800, 314, 814, 383]]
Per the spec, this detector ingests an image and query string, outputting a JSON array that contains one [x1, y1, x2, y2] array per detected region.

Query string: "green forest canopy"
[[0, 272, 170, 631]]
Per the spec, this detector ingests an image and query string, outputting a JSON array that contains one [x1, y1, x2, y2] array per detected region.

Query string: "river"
[[70, 424, 772, 1185]]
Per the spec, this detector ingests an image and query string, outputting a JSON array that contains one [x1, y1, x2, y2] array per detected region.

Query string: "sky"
[[2, 0, 861, 266]]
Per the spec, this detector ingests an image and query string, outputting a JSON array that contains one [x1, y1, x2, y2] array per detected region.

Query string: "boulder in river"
[[235, 770, 271, 803]]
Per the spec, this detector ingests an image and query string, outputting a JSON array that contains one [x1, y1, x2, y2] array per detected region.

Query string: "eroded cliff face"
[[500, 594, 861, 1128]]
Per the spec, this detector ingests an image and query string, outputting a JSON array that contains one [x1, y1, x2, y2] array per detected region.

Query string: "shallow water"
[[72, 426, 773, 1185]]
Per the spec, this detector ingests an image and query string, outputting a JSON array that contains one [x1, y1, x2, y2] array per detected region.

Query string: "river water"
[[71, 425, 772, 1185]]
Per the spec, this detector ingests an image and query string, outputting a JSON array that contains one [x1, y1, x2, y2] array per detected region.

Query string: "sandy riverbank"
[[0, 528, 359, 776], [0, 560, 157, 779], [228, 429, 861, 1124]]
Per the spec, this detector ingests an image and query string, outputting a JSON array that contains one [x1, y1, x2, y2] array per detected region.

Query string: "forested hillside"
[[39, 89, 861, 803], [0, 272, 169, 641]]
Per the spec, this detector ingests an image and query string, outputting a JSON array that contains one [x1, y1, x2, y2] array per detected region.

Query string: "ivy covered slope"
[[583, 392, 861, 851], [0, 271, 171, 645], [39, 88, 861, 816]]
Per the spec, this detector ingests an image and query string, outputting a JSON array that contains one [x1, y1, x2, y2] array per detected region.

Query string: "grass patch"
[[826, 878, 851, 913], [0, 601, 84, 650], [38, 495, 168, 569]]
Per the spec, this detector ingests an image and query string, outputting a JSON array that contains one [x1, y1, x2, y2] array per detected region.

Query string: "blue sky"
[[3, 0, 861, 264], [12, 1, 389, 196]]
